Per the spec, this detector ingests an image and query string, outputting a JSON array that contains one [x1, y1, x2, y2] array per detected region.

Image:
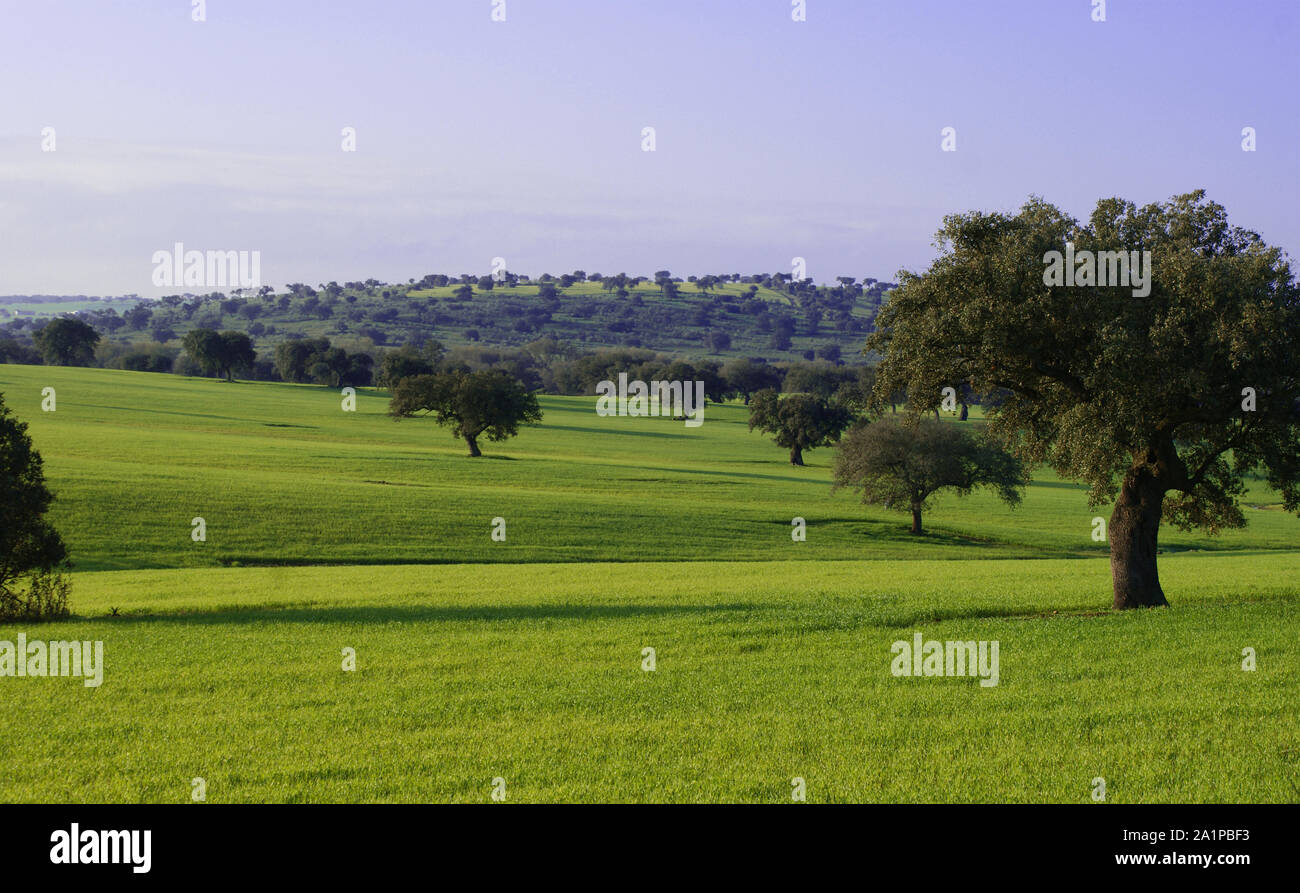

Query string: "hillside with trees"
[[0, 271, 896, 381]]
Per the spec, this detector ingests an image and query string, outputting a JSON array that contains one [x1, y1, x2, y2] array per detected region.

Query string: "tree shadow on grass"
[[541, 424, 693, 440], [91, 601, 765, 627], [764, 516, 1025, 550]]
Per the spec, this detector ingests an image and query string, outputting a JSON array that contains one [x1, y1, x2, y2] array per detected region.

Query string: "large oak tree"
[[868, 191, 1300, 609]]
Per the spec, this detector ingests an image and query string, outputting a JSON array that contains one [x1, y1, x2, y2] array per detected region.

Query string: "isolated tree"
[[748, 388, 852, 466], [869, 191, 1300, 608], [832, 417, 1027, 535], [33, 318, 99, 366], [0, 392, 70, 621], [389, 369, 542, 457]]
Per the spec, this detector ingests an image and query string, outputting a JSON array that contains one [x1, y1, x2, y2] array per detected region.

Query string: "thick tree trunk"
[[910, 502, 923, 535], [789, 447, 804, 466], [959, 402, 968, 421], [465, 435, 482, 457], [1109, 471, 1169, 608]]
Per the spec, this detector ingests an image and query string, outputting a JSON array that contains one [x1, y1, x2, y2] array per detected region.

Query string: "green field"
[[0, 298, 141, 318], [0, 364, 1297, 802]]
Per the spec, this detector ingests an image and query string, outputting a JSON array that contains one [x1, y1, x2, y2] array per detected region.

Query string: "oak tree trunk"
[[1109, 470, 1169, 609], [465, 434, 482, 457], [789, 446, 804, 466], [910, 502, 923, 535]]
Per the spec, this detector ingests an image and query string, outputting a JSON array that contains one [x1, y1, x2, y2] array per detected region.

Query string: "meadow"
[[0, 364, 1296, 802]]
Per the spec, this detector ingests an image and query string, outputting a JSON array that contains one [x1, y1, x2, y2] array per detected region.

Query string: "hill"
[[0, 273, 896, 372]]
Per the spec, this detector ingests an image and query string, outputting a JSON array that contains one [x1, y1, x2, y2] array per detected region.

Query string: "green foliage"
[[390, 369, 542, 456], [182, 328, 256, 381], [33, 318, 99, 366], [870, 190, 1300, 522], [274, 337, 371, 386], [748, 388, 853, 465], [218, 330, 256, 380], [721, 357, 784, 403], [375, 341, 445, 390], [832, 417, 1027, 534], [9, 274, 890, 370], [869, 191, 1300, 605], [0, 570, 70, 623], [782, 361, 859, 399], [0, 391, 69, 620]]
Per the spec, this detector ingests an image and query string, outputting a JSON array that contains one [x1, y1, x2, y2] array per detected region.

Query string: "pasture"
[[0, 364, 1296, 802]]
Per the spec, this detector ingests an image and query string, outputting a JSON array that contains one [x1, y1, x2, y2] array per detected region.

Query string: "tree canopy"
[[721, 358, 784, 404], [748, 388, 853, 466], [0, 392, 69, 620], [832, 417, 1027, 534], [182, 328, 256, 381], [33, 318, 99, 366], [389, 369, 543, 457], [868, 191, 1300, 607]]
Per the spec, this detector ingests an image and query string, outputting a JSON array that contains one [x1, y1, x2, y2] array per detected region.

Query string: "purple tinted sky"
[[0, 0, 1296, 295]]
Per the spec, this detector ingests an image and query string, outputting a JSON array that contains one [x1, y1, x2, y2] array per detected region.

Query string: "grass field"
[[0, 364, 1297, 802]]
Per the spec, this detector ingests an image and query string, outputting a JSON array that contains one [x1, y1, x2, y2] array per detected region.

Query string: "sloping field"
[[0, 365, 1296, 802]]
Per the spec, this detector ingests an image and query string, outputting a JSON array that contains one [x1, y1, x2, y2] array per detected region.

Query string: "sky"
[[0, 0, 1296, 296]]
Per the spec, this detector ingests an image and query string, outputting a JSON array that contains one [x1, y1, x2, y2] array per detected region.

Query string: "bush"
[[0, 571, 71, 623], [0, 393, 70, 622]]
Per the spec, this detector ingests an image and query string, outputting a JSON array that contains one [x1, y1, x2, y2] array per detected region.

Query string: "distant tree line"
[[0, 268, 898, 373]]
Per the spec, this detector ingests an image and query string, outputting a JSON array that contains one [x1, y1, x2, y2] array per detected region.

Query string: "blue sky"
[[0, 0, 1296, 294]]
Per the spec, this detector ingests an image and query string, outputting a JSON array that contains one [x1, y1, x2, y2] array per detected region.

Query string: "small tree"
[[832, 417, 1027, 535], [33, 318, 99, 366], [389, 369, 542, 457], [0, 392, 70, 621], [748, 388, 853, 466]]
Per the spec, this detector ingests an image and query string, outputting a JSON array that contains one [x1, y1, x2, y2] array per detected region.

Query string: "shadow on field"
[[606, 462, 826, 486], [542, 424, 693, 440], [1027, 479, 1090, 491], [75, 404, 260, 424], [767, 516, 1013, 549], [93, 601, 764, 626]]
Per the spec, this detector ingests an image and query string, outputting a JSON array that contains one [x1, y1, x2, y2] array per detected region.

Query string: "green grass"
[[2, 559, 1296, 802], [0, 364, 1297, 802], [2, 365, 1297, 572]]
